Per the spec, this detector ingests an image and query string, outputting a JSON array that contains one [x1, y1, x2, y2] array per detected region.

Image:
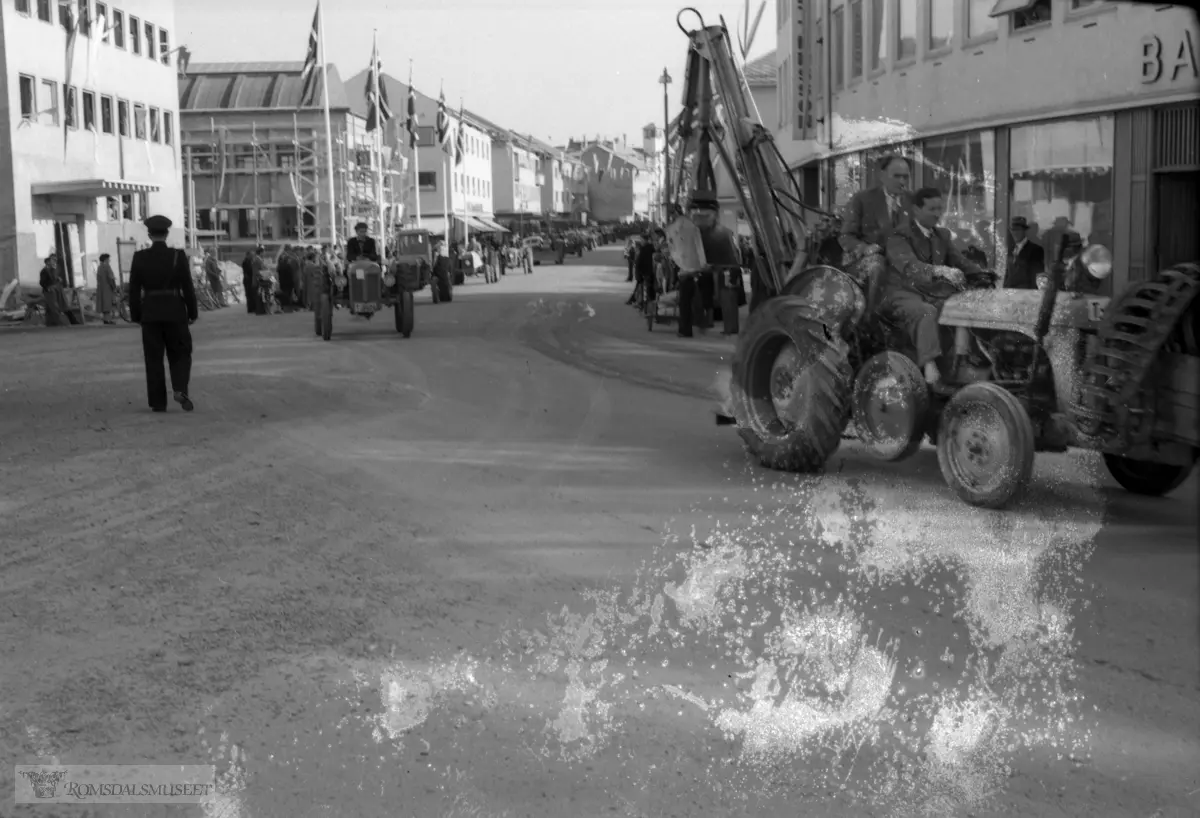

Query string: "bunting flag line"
[[435, 86, 451, 154], [405, 66, 418, 150], [364, 34, 392, 132], [454, 101, 465, 167], [298, 4, 320, 109]]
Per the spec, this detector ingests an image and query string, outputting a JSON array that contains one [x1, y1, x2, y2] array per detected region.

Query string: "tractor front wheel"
[[936, 382, 1035, 509], [1103, 453, 1195, 497], [395, 291, 414, 337], [320, 293, 333, 341]]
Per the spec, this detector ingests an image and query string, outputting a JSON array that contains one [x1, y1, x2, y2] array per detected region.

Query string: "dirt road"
[[1, 247, 1196, 817]]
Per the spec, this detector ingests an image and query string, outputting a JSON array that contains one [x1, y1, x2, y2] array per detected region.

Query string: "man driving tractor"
[[346, 222, 380, 264], [882, 186, 990, 393]]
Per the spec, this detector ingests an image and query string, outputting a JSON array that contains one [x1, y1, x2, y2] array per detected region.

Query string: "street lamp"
[[659, 67, 672, 220]]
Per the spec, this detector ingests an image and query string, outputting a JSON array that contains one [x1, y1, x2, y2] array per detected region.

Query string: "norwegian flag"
[[454, 102, 465, 166], [364, 34, 392, 132], [297, 4, 320, 108], [435, 87, 451, 153], [405, 66, 418, 149]]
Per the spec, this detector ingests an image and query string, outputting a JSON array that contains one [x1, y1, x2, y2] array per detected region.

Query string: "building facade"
[[778, 0, 1200, 295], [571, 138, 652, 223], [1, 0, 184, 290]]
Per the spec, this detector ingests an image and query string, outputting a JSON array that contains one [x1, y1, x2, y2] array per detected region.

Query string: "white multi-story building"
[[1, 0, 184, 292]]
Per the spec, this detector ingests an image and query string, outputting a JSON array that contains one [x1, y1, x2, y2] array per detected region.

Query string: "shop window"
[[929, 0, 953, 50], [832, 7, 844, 89], [897, 0, 917, 60], [112, 9, 124, 48], [850, 0, 863, 79], [129, 15, 140, 53], [1009, 116, 1114, 255], [870, 0, 886, 70], [966, 0, 997, 39], [117, 99, 129, 136], [19, 75, 36, 122], [100, 95, 114, 133], [40, 80, 58, 126], [133, 103, 146, 139], [418, 171, 437, 191], [919, 132, 997, 265], [82, 90, 95, 130], [36, 0, 51, 22], [1012, 0, 1051, 30]]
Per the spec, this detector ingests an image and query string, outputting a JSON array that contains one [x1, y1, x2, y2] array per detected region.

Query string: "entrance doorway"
[[53, 221, 76, 287], [1156, 171, 1200, 270]]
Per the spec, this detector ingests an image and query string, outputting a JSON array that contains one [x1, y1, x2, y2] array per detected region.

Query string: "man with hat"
[[346, 222, 380, 264], [676, 189, 741, 338], [1004, 216, 1044, 290], [128, 215, 198, 412]]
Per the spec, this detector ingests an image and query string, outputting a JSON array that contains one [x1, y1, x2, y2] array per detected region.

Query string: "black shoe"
[[151, 406, 167, 413], [174, 391, 194, 412]]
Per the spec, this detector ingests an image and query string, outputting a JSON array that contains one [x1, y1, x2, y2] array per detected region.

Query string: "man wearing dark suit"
[[346, 222, 380, 264], [883, 188, 988, 392], [128, 215, 198, 412], [677, 189, 741, 338], [1004, 216, 1044, 289], [840, 154, 912, 287]]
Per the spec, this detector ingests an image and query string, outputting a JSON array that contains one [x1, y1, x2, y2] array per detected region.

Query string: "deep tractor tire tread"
[[397, 291, 414, 338], [937, 382, 1036, 509], [1103, 452, 1196, 497], [729, 295, 853, 473], [320, 294, 332, 341]]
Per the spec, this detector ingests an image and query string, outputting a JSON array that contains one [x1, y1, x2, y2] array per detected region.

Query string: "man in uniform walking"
[[128, 215, 198, 413]]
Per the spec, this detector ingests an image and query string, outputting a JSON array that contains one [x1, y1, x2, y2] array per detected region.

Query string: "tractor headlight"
[[1082, 244, 1112, 280], [334, 275, 347, 288], [383, 273, 396, 287]]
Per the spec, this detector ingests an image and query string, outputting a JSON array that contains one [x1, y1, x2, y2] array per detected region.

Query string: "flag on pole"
[[405, 66, 418, 149], [364, 33, 392, 131], [454, 102, 465, 166], [435, 85, 451, 153], [61, 0, 80, 158], [298, 4, 320, 108]]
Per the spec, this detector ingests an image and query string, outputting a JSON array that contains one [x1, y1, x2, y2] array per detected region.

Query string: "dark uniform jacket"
[[698, 224, 742, 270], [840, 187, 910, 254], [128, 242, 198, 323], [1005, 240, 1045, 290], [346, 236, 379, 263], [885, 220, 985, 301]]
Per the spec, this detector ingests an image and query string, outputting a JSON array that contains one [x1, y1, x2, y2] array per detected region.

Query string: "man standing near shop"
[[1004, 216, 1045, 289], [128, 215, 198, 413], [840, 154, 912, 289], [676, 189, 741, 338]]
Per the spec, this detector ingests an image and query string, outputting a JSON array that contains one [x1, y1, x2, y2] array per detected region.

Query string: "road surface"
[[1, 246, 1196, 817]]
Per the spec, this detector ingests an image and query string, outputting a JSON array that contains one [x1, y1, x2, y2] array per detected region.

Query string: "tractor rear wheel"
[[936, 382, 1035, 509], [728, 295, 852, 472], [1103, 453, 1195, 497], [320, 294, 333, 341]]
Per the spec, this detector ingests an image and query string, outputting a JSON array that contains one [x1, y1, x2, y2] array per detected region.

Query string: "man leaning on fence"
[[128, 215, 198, 413]]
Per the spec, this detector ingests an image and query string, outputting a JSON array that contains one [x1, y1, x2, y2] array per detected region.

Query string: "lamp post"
[[659, 67, 672, 221]]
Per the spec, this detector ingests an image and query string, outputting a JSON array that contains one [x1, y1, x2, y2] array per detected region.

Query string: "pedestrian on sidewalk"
[[96, 254, 119, 324], [38, 256, 78, 326], [128, 215, 198, 413], [203, 249, 225, 307], [624, 238, 637, 282], [628, 232, 657, 307], [241, 249, 257, 314]]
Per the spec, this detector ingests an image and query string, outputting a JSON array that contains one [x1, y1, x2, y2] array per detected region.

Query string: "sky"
[[175, 0, 776, 147]]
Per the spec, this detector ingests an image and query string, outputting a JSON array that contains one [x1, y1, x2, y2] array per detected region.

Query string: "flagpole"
[[317, 0, 338, 247], [443, 150, 451, 246], [409, 63, 422, 230], [459, 101, 468, 248], [372, 30, 387, 266]]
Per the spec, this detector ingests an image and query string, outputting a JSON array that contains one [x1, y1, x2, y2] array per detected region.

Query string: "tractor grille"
[[349, 269, 382, 303]]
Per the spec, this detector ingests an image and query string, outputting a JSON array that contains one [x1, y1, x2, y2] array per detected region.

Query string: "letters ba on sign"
[[1141, 30, 1199, 84]]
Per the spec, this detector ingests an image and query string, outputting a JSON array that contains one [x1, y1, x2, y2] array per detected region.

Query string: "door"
[[1156, 171, 1200, 270], [53, 222, 75, 287]]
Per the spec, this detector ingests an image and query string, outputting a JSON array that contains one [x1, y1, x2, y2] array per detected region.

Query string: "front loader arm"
[[671, 8, 831, 297]]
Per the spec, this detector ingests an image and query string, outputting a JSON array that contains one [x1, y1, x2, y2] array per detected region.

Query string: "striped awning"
[[475, 216, 510, 233], [31, 179, 161, 197]]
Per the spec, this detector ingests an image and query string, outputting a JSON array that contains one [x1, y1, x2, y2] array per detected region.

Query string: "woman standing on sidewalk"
[[96, 253, 118, 324]]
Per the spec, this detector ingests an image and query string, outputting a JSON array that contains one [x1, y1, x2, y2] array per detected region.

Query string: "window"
[[58, 0, 72, 28], [16, 0, 30, 15], [129, 15, 140, 53], [850, 0, 863, 79], [112, 9, 124, 48], [144, 21, 155, 59], [40, 80, 58, 125], [417, 125, 436, 147], [117, 98, 129, 136], [832, 7, 844, 89], [870, 0, 886, 69], [163, 111, 173, 145], [833, 153, 864, 209], [418, 171, 437, 191], [36, 0, 51, 22], [77, 1, 90, 35], [19, 75, 36, 121], [133, 103, 146, 139], [101, 95, 114, 133], [65, 86, 78, 129], [121, 195, 133, 221], [149, 106, 160, 142], [94, 2, 107, 39], [1012, 0, 1051, 29], [919, 131, 996, 265], [928, 0, 953, 50], [82, 90, 95, 130], [897, 0, 917, 60], [158, 28, 169, 64], [966, 0, 997, 38], [1009, 116, 1114, 257]]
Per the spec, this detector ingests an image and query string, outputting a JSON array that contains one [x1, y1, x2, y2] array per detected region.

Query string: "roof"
[[179, 62, 352, 112], [743, 50, 777, 87]]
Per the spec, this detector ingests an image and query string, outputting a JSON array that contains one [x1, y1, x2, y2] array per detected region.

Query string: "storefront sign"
[[1141, 30, 1199, 84]]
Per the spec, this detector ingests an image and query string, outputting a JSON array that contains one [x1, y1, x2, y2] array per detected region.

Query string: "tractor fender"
[[780, 265, 867, 340]]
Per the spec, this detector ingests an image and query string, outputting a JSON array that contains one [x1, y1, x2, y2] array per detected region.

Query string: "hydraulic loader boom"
[[671, 8, 828, 298]]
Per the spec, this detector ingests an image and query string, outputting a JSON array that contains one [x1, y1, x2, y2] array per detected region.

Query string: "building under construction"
[[177, 61, 405, 256]]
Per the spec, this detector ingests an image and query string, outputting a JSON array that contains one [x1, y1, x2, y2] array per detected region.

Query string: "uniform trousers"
[[142, 321, 193, 409], [677, 271, 714, 337]]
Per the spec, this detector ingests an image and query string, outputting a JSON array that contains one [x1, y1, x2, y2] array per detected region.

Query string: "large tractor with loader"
[[672, 8, 1197, 508]]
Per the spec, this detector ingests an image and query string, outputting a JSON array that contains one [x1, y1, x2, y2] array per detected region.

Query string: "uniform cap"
[[143, 214, 173, 232], [355, 222, 369, 230], [1010, 216, 1029, 229], [687, 189, 719, 210]]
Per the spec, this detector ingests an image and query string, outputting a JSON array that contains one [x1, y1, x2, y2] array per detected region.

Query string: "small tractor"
[[316, 230, 429, 341], [673, 8, 1197, 508]]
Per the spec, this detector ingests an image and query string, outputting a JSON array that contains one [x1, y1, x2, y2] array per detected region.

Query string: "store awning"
[[414, 217, 449, 234], [466, 216, 499, 232], [475, 217, 510, 233], [989, 0, 1037, 17], [31, 178, 160, 197]]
